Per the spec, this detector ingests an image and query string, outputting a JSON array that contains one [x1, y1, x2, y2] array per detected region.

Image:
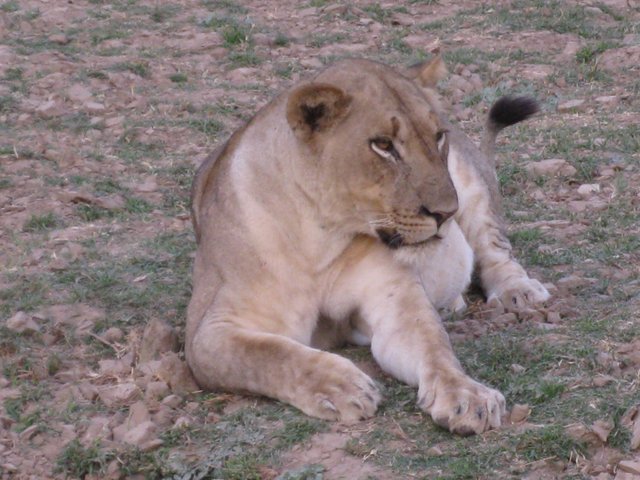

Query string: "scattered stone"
[[99, 359, 130, 377], [122, 421, 157, 446], [161, 394, 183, 409], [82, 416, 112, 444], [103, 327, 124, 343], [139, 319, 178, 363], [78, 382, 99, 401], [173, 416, 192, 429], [577, 183, 601, 197], [592, 419, 614, 443], [595, 95, 620, 107], [49, 33, 70, 45], [510, 404, 531, 423], [426, 445, 443, 456], [5, 311, 40, 333], [511, 364, 526, 374], [593, 375, 615, 387], [36, 304, 105, 337], [67, 84, 92, 102], [525, 159, 577, 178], [98, 383, 142, 408], [105, 116, 125, 128], [153, 404, 175, 429], [35, 99, 65, 118], [157, 352, 199, 394], [557, 99, 587, 112], [145, 381, 170, 403], [85, 101, 106, 113], [618, 461, 640, 475]]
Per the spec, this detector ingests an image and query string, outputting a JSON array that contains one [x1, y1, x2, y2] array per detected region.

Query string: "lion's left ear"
[[286, 83, 352, 142]]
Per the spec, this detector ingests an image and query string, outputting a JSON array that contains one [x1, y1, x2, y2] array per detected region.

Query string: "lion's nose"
[[419, 205, 455, 228]]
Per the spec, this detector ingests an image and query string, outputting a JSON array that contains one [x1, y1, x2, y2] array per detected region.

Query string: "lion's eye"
[[370, 137, 398, 161], [436, 130, 447, 152]]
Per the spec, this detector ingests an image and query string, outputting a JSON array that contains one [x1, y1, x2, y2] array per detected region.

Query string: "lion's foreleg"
[[328, 247, 505, 435], [448, 145, 550, 311], [365, 282, 505, 435], [187, 316, 380, 422]]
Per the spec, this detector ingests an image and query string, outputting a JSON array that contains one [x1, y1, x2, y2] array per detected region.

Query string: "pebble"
[[98, 383, 142, 408], [557, 99, 587, 112], [510, 404, 531, 423], [525, 159, 577, 178], [618, 461, 640, 475], [122, 421, 157, 446], [102, 327, 124, 343], [5, 311, 40, 333], [577, 183, 601, 197], [139, 319, 178, 363]]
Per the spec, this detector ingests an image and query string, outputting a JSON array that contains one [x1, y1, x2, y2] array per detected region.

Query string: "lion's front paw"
[[488, 276, 550, 313], [294, 354, 381, 423], [418, 374, 506, 435]]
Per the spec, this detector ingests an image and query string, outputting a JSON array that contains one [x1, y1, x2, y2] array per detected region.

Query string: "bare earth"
[[1, 0, 639, 479]]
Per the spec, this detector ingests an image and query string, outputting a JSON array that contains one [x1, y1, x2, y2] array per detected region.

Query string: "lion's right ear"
[[410, 54, 447, 88], [286, 83, 352, 142]]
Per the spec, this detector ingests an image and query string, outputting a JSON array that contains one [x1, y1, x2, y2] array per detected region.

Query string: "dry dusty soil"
[[1, 0, 640, 479]]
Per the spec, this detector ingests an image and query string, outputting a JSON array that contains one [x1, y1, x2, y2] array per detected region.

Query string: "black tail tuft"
[[489, 96, 539, 128]]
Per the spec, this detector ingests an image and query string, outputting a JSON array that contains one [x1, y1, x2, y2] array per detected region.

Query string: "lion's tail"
[[480, 96, 539, 168]]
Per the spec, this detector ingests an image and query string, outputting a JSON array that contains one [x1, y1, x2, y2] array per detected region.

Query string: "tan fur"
[[186, 58, 546, 435]]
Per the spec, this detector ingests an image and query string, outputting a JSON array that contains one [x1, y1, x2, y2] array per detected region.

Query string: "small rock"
[[593, 375, 615, 387], [128, 401, 151, 427], [49, 34, 70, 45], [78, 382, 98, 401], [153, 404, 175, 429], [161, 394, 183, 409], [577, 183, 601, 197], [122, 421, 157, 446], [557, 99, 587, 112], [5, 311, 40, 333], [426, 445, 443, 456], [35, 99, 65, 118], [511, 364, 526, 374], [595, 95, 620, 107], [510, 404, 531, 423], [67, 84, 92, 102], [82, 416, 112, 444], [105, 116, 125, 128], [139, 319, 178, 363], [84, 101, 106, 113], [300, 58, 323, 69], [98, 383, 142, 408], [145, 381, 170, 403], [592, 419, 614, 443], [324, 3, 348, 15], [103, 327, 124, 343], [173, 415, 192, 429], [99, 359, 130, 377], [0, 377, 8, 388], [618, 461, 640, 475], [158, 352, 199, 394], [525, 159, 577, 178]]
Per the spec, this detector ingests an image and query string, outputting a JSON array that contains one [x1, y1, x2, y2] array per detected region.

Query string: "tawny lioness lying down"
[[186, 56, 549, 435]]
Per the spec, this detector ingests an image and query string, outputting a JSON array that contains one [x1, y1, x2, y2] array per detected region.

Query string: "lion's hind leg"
[[187, 317, 380, 423]]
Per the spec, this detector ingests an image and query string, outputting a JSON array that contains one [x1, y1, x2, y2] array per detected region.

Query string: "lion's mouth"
[[376, 228, 442, 249]]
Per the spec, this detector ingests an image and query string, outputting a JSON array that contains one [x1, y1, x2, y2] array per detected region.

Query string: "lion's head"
[[285, 58, 457, 248]]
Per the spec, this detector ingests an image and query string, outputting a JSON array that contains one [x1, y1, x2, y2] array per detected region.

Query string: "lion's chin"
[[376, 228, 441, 249]]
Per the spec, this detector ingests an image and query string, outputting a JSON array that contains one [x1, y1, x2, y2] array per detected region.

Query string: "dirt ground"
[[1, 0, 639, 479]]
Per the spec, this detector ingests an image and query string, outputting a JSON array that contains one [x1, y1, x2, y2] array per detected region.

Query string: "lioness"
[[186, 57, 549, 435]]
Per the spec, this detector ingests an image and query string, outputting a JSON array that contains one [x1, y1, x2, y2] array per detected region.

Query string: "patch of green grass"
[[150, 4, 177, 22], [227, 49, 261, 67], [0, 178, 12, 189], [363, 4, 394, 23], [4, 67, 23, 81], [76, 204, 112, 222], [111, 61, 150, 78], [576, 41, 619, 64], [188, 117, 224, 137], [0, 0, 19, 12], [55, 440, 114, 479], [91, 27, 128, 46], [170, 72, 188, 83], [516, 425, 586, 462], [0, 94, 18, 113], [274, 32, 290, 47], [307, 32, 348, 48], [222, 22, 251, 47], [23, 212, 61, 232]]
